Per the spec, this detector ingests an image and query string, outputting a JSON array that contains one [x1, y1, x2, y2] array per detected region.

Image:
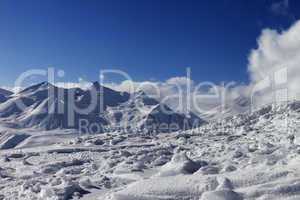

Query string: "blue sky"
[[0, 0, 299, 87]]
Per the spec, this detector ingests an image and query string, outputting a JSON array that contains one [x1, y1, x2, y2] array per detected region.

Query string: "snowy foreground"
[[1, 103, 300, 199]]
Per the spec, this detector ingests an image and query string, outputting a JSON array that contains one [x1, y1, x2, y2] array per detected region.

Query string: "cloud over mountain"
[[248, 19, 300, 103], [103, 19, 300, 115]]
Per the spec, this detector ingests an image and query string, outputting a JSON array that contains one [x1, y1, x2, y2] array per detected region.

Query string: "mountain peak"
[[19, 82, 55, 94], [92, 81, 100, 87], [91, 81, 106, 91]]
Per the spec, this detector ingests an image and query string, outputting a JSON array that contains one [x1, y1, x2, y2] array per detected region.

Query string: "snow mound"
[[200, 190, 243, 200], [105, 175, 219, 200], [157, 151, 205, 177]]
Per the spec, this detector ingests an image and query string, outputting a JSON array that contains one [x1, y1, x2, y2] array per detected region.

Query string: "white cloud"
[[52, 77, 93, 90], [5, 19, 300, 117], [166, 77, 193, 86], [248, 20, 300, 103], [54, 81, 92, 90], [105, 20, 300, 115], [103, 77, 249, 116]]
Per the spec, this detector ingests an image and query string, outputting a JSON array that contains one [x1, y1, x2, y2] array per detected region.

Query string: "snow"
[[1, 83, 300, 199], [0, 133, 30, 149], [156, 151, 204, 177]]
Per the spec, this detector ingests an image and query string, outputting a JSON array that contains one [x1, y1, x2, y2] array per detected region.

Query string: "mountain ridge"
[[0, 82, 204, 133]]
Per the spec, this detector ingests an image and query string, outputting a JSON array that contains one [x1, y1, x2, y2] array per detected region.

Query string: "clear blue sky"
[[0, 0, 299, 86]]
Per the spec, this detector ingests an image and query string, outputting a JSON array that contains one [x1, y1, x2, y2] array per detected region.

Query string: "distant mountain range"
[[0, 82, 204, 133]]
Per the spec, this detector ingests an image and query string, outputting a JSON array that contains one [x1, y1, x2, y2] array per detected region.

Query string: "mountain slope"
[[0, 88, 13, 103], [0, 88, 13, 96], [105, 91, 205, 133], [0, 82, 204, 132]]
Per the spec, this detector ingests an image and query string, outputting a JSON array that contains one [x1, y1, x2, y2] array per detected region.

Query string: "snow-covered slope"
[[0, 88, 13, 97], [1, 101, 300, 199], [199, 96, 252, 121], [0, 88, 13, 103]]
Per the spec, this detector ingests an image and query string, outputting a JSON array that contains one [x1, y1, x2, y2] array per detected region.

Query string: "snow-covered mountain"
[[0, 82, 203, 132], [0, 88, 13, 96], [0, 88, 13, 103], [105, 90, 204, 133]]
